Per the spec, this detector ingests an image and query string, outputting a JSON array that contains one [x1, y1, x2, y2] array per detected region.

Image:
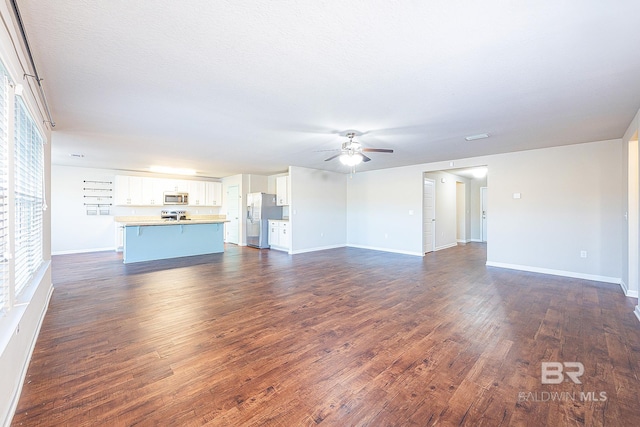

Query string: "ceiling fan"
[[324, 132, 394, 166]]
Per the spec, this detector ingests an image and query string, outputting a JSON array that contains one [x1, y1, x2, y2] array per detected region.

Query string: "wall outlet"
[[320, 232, 324, 237], [384, 233, 388, 239], [580, 250, 587, 258]]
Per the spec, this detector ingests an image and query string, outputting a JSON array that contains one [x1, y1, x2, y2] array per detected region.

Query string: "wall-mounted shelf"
[[83, 180, 113, 215]]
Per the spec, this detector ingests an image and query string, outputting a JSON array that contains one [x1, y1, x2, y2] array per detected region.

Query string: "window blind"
[[0, 70, 8, 312], [13, 97, 43, 296]]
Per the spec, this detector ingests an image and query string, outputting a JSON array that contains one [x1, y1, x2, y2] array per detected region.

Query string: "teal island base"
[[123, 222, 224, 264]]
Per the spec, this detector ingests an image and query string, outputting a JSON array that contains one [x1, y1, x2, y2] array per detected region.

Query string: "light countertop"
[[115, 215, 228, 226]]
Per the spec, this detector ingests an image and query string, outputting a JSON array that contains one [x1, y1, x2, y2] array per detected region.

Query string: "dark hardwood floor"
[[11, 243, 640, 426]]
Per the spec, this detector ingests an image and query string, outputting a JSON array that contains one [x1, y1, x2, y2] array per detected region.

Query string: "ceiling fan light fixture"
[[339, 153, 363, 166]]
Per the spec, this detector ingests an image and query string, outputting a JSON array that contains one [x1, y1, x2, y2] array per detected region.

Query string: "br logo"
[[541, 362, 584, 384]]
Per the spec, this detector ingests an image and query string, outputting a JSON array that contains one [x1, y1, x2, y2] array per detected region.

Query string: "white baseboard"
[[485, 261, 622, 285], [435, 242, 458, 251], [619, 280, 639, 298], [290, 244, 346, 255], [470, 239, 484, 243], [346, 244, 423, 257], [635, 306, 640, 323], [52, 246, 115, 255]]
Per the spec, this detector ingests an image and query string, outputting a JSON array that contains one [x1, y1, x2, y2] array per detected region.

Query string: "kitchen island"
[[117, 218, 228, 264]]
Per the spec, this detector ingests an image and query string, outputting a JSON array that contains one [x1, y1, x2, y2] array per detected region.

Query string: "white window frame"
[[13, 95, 44, 297], [0, 66, 9, 314], [0, 56, 46, 317]]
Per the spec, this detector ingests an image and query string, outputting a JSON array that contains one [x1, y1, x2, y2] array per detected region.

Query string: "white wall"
[[290, 166, 346, 254], [0, 3, 53, 425], [248, 174, 268, 194], [347, 139, 625, 283], [486, 140, 623, 282], [622, 107, 640, 306], [348, 166, 424, 256], [52, 166, 116, 254]]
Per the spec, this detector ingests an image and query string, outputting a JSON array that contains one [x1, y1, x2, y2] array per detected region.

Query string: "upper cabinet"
[[188, 181, 207, 206], [166, 180, 189, 193], [115, 175, 223, 206], [276, 175, 289, 206], [115, 175, 143, 205], [205, 181, 222, 206], [141, 178, 166, 206]]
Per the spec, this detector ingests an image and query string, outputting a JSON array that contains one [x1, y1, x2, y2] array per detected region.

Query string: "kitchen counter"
[[116, 218, 228, 226], [115, 215, 228, 226], [119, 217, 228, 263]]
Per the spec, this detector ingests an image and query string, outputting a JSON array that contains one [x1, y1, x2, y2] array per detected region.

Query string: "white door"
[[481, 186, 488, 242], [423, 178, 435, 253], [226, 185, 240, 245]]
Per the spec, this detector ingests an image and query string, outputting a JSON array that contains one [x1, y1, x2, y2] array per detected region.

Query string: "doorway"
[[481, 186, 488, 243], [422, 167, 487, 256], [456, 182, 466, 243], [628, 137, 638, 297], [423, 177, 435, 253], [226, 185, 240, 245]]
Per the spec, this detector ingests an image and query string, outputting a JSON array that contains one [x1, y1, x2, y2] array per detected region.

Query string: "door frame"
[[423, 177, 436, 254], [226, 184, 240, 245], [480, 186, 488, 242]]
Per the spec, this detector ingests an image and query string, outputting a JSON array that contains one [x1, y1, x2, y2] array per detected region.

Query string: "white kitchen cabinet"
[[116, 176, 219, 207], [276, 175, 289, 206], [141, 178, 165, 206], [188, 181, 207, 206], [115, 175, 143, 205], [268, 220, 289, 251], [165, 179, 190, 192], [205, 181, 222, 206], [188, 181, 221, 206], [278, 221, 289, 249], [268, 220, 278, 248]]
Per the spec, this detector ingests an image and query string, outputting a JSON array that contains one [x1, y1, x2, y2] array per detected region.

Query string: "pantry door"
[[226, 185, 240, 245]]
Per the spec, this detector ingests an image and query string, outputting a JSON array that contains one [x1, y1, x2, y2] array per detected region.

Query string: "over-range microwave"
[[164, 192, 189, 205]]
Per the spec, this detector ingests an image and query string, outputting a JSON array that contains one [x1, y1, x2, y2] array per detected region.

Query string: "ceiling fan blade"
[[361, 154, 372, 162], [324, 154, 341, 161], [362, 148, 394, 153]]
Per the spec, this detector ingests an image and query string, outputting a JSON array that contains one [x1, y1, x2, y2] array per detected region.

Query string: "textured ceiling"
[[15, 0, 640, 178]]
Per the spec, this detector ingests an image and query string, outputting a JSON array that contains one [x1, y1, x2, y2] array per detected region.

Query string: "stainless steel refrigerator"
[[246, 193, 283, 248]]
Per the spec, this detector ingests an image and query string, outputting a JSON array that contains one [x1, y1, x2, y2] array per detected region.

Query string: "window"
[[0, 68, 8, 312], [0, 57, 46, 317], [13, 97, 44, 296]]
